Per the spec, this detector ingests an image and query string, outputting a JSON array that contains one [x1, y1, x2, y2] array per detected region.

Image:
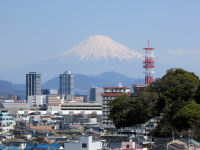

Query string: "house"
[[64, 136, 102, 150], [30, 126, 53, 131], [190, 139, 200, 150], [167, 139, 188, 150], [0, 110, 14, 133], [3, 138, 26, 150], [112, 141, 148, 150]]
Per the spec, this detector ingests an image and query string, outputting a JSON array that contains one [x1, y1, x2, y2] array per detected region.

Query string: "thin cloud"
[[188, 49, 200, 54], [168, 49, 200, 56], [168, 49, 184, 55]]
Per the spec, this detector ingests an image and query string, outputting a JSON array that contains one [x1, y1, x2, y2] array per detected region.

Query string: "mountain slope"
[[56, 35, 143, 61], [0, 79, 25, 98], [0, 35, 145, 83]]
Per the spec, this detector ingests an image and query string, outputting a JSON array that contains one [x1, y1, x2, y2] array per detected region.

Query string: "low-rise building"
[[64, 136, 102, 150], [47, 95, 64, 111], [3, 138, 26, 150], [112, 141, 148, 150], [0, 110, 14, 133]]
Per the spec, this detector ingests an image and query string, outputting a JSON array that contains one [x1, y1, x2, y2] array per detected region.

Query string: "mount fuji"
[[56, 35, 143, 61], [1, 35, 145, 83]]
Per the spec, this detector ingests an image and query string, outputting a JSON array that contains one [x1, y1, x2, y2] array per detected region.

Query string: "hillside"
[[0, 80, 25, 99], [43, 71, 144, 95]]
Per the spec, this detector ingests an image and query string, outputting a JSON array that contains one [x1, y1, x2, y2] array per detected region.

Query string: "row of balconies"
[[103, 97, 116, 100], [104, 89, 129, 93]]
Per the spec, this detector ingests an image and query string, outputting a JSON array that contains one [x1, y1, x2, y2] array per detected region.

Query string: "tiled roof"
[[69, 124, 82, 128], [4, 138, 26, 143], [151, 145, 166, 150], [87, 130, 100, 135], [30, 126, 53, 131], [28, 112, 37, 115], [42, 138, 54, 144]]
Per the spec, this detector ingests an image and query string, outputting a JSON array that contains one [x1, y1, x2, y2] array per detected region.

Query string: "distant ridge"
[[43, 71, 144, 95], [0, 79, 25, 98], [0, 71, 144, 97]]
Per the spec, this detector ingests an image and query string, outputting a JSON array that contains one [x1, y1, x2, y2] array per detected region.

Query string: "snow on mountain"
[[0, 35, 145, 83], [56, 35, 143, 61]]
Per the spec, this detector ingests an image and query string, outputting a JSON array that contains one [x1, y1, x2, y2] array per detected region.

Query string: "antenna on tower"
[[143, 40, 155, 85]]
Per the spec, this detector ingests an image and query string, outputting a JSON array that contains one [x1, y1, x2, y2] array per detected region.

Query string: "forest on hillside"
[[109, 68, 200, 141]]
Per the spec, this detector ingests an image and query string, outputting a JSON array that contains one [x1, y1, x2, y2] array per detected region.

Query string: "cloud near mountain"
[[56, 35, 143, 61]]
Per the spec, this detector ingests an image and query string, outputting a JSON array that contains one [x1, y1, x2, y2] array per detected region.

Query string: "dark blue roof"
[[92, 127, 103, 131], [8, 148, 20, 150], [0, 144, 5, 150], [24, 144, 34, 149], [25, 143, 62, 150]]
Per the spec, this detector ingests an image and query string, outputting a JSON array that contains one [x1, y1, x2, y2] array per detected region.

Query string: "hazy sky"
[[0, 0, 200, 81]]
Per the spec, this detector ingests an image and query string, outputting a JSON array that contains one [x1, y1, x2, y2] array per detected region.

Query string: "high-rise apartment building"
[[102, 85, 131, 125], [90, 86, 102, 103], [59, 71, 74, 100], [26, 72, 41, 100]]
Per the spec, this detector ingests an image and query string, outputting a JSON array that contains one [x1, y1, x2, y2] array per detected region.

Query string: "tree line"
[[108, 68, 200, 140]]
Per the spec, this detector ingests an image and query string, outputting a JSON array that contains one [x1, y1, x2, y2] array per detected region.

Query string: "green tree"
[[149, 68, 199, 114], [149, 68, 200, 137], [173, 101, 200, 130], [108, 95, 148, 128], [193, 84, 200, 104], [109, 68, 200, 136]]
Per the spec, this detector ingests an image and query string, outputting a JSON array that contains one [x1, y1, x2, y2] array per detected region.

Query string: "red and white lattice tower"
[[143, 40, 155, 85]]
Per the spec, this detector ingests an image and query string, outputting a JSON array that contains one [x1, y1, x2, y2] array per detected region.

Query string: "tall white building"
[[102, 85, 131, 125], [59, 71, 74, 101]]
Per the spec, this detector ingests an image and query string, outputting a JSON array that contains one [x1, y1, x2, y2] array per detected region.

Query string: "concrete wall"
[[1, 103, 30, 111]]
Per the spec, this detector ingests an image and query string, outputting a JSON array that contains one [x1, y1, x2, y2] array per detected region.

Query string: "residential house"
[[64, 136, 102, 150]]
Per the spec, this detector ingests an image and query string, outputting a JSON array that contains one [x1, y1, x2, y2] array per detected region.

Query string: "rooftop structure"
[[61, 103, 102, 111], [132, 84, 145, 96]]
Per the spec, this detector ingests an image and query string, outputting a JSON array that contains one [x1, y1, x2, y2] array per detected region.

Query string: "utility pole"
[[188, 130, 192, 150]]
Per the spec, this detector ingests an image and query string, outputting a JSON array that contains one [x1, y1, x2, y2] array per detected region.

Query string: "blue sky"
[[0, 0, 200, 82]]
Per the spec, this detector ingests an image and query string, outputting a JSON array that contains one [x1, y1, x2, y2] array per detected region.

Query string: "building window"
[[126, 145, 130, 148], [82, 143, 87, 148]]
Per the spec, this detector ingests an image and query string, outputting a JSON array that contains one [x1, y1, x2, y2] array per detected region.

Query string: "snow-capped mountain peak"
[[57, 35, 143, 61]]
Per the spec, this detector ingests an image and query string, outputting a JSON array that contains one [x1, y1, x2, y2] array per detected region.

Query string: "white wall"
[[64, 136, 102, 150]]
